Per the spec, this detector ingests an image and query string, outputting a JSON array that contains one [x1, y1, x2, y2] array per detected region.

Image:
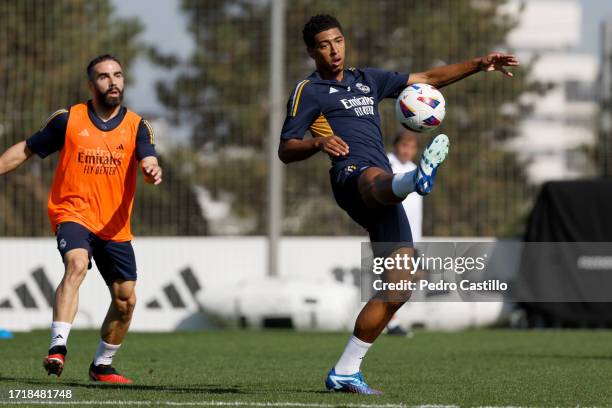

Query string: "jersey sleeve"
[[26, 109, 69, 158], [280, 81, 320, 140], [136, 119, 158, 161], [364, 68, 409, 100]]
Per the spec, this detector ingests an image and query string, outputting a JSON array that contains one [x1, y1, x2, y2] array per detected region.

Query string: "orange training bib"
[[47, 103, 141, 241]]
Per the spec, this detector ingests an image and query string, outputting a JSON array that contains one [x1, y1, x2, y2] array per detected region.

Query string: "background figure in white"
[[387, 130, 422, 242], [385, 130, 423, 337]]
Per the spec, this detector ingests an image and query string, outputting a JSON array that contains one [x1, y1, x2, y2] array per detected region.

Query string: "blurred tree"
[[156, 0, 533, 237], [133, 155, 208, 236], [0, 0, 207, 236]]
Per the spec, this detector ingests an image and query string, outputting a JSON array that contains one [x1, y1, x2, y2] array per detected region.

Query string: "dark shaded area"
[[517, 179, 612, 327]]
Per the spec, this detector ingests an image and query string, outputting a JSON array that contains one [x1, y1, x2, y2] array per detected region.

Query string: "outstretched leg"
[[358, 134, 450, 208]]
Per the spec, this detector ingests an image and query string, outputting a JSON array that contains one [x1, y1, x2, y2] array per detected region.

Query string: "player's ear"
[[306, 47, 315, 59]]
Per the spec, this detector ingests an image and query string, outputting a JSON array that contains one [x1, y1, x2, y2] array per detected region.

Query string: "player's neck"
[[318, 67, 344, 82], [91, 100, 121, 122]]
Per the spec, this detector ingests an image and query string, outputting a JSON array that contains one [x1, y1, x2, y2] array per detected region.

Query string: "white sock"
[[334, 335, 372, 375], [93, 340, 121, 366], [49, 321, 71, 349], [391, 170, 417, 199]]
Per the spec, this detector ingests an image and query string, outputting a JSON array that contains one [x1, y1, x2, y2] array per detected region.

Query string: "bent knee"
[[63, 256, 89, 285], [66, 257, 88, 273], [358, 169, 393, 207], [113, 293, 137, 317], [386, 300, 407, 313]]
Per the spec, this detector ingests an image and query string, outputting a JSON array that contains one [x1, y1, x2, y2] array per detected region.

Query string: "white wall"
[[0, 237, 362, 332], [0, 237, 504, 332]]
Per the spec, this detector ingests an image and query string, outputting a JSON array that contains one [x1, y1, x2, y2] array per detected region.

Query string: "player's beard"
[[96, 87, 124, 109]]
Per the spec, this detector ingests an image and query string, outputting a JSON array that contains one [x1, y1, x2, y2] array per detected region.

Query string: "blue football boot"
[[415, 134, 449, 196], [325, 368, 383, 395]]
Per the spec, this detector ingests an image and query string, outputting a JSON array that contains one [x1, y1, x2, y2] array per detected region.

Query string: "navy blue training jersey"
[[280, 67, 408, 171]]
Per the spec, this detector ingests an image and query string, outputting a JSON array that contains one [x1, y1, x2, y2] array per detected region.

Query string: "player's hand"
[[142, 162, 163, 185], [316, 135, 349, 157], [478, 52, 520, 77]]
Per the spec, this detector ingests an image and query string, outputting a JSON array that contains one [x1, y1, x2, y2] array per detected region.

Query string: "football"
[[395, 83, 446, 132]]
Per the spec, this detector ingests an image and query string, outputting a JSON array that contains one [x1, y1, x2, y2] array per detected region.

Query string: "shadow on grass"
[[281, 389, 330, 395], [0, 375, 244, 395]]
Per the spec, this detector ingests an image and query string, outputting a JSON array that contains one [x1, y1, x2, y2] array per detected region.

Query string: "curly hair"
[[302, 14, 343, 48]]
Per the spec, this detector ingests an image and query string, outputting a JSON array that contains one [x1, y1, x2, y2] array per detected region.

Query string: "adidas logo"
[[0, 266, 203, 313], [0, 267, 55, 310], [329, 87, 338, 94], [117, 144, 124, 150], [78, 129, 90, 137], [53, 334, 63, 339], [145, 267, 203, 310], [330, 266, 360, 287]]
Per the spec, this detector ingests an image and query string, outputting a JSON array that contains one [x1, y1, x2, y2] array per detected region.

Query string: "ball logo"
[[355, 83, 370, 94], [423, 115, 441, 126], [417, 96, 440, 109], [399, 100, 416, 118]]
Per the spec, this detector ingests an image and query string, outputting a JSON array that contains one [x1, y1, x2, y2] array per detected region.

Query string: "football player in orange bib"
[[0, 55, 162, 383]]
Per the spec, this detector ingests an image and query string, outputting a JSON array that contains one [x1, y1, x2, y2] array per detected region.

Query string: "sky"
[[577, 0, 612, 54], [111, 0, 612, 115], [112, 0, 194, 114]]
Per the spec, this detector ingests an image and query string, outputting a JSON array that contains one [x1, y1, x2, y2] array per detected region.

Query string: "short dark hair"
[[303, 14, 343, 48], [86, 54, 122, 80]]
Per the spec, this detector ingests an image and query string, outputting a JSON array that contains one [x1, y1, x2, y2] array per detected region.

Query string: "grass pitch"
[[0, 329, 611, 407]]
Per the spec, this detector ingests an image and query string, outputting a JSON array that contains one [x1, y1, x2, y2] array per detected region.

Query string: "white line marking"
[[0, 402, 541, 408], [0, 401, 461, 408]]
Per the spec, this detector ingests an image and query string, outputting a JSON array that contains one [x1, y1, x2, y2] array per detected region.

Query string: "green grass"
[[1, 329, 612, 407]]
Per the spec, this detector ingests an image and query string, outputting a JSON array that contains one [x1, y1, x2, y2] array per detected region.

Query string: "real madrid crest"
[[356, 82, 370, 94]]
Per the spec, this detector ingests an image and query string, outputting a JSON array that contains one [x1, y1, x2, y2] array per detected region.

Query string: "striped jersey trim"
[[290, 80, 310, 117], [142, 120, 155, 144], [41, 109, 68, 130]]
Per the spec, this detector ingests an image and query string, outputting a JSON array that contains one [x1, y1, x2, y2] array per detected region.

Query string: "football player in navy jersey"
[[278, 14, 518, 394]]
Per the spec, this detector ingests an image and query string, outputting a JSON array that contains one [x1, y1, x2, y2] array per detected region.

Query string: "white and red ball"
[[395, 83, 446, 132]]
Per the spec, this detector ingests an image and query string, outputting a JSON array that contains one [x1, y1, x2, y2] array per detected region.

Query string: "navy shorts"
[[55, 222, 137, 286], [330, 163, 413, 255]]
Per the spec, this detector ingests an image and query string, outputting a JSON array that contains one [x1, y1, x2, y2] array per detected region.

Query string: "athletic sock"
[[391, 170, 418, 199], [93, 340, 121, 366], [333, 335, 372, 375], [49, 321, 71, 349]]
